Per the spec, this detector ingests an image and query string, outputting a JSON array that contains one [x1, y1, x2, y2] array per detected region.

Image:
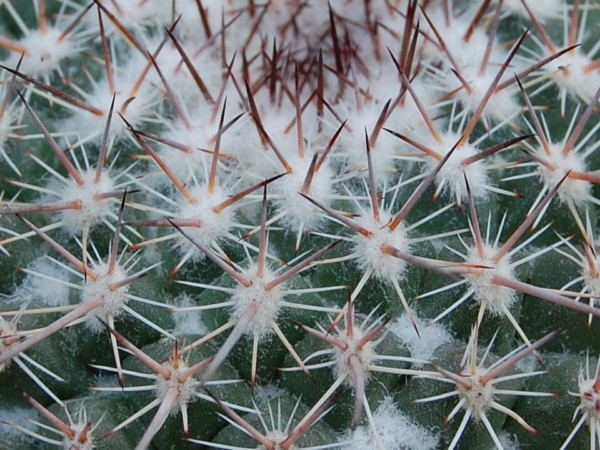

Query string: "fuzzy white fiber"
[[172, 294, 209, 337], [495, 431, 521, 450], [12, 257, 72, 307], [352, 210, 410, 283], [81, 261, 129, 332], [502, 0, 563, 22], [0, 406, 39, 442], [340, 396, 439, 450], [390, 312, 453, 364], [536, 142, 592, 206]]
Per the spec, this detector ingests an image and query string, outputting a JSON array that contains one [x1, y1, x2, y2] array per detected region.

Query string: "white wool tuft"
[[419, 5, 489, 68], [352, 210, 410, 282], [0, 406, 40, 442], [544, 47, 600, 105], [63, 420, 97, 450], [5, 27, 75, 76], [227, 115, 284, 181], [0, 110, 12, 148], [172, 294, 208, 337], [503, 0, 564, 22], [175, 183, 235, 258], [80, 262, 129, 332], [96, 0, 173, 29], [157, 119, 215, 184], [61, 70, 159, 143], [390, 313, 453, 364], [340, 396, 439, 450], [58, 169, 117, 234], [0, 316, 18, 373], [537, 142, 591, 206], [464, 244, 517, 315], [456, 65, 521, 123], [273, 152, 335, 233], [154, 362, 199, 415], [12, 257, 72, 307], [230, 265, 284, 340], [495, 431, 521, 450], [424, 132, 490, 203], [332, 324, 376, 388]]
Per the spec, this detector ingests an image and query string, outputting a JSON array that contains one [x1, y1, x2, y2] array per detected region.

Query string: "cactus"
[[0, 1, 599, 449]]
